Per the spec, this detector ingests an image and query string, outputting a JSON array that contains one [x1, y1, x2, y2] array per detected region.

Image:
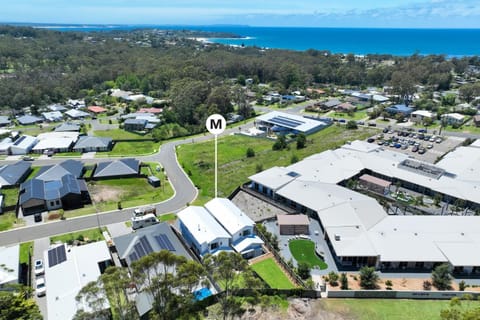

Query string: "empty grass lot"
[[19, 242, 33, 264], [289, 239, 328, 269], [89, 177, 174, 212], [251, 257, 296, 289], [177, 125, 377, 204], [106, 141, 159, 156], [94, 129, 152, 140], [320, 298, 453, 320]]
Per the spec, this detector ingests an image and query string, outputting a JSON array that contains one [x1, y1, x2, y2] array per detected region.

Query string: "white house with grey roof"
[[248, 141, 480, 273], [65, 109, 89, 119], [0, 116, 11, 127], [32, 131, 79, 153], [17, 114, 43, 125]]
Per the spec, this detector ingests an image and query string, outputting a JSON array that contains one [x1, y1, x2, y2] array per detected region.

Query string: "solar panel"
[[134, 242, 146, 257], [129, 252, 138, 262], [154, 234, 175, 251], [48, 245, 67, 268], [140, 236, 154, 255], [56, 245, 67, 264], [287, 171, 300, 177]]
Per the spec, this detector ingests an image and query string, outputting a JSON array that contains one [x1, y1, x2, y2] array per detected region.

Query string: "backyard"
[[177, 125, 377, 204], [288, 239, 328, 270], [251, 257, 296, 289]]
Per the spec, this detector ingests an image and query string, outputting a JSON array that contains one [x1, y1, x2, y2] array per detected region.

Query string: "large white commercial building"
[[249, 140, 480, 273]]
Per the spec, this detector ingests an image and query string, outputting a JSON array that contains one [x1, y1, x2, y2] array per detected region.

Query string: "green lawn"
[[50, 227, 106, 244], [103, 141, 159, 156], [0, 212, 24, 231], [94, 129, 152, 139], [89, 177, 173, 213], [329, 110, 368, 121], [321, 298, 453, 320], [159, 213, 177, 222], [19, 242, 33, 264], [251, 257, 296, 289], [177, 125, 377, 203], [288, 239, 328, 269], [1, 187, 20, 207]]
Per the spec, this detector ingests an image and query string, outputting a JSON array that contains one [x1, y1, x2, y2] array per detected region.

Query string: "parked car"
[[394, 143, 402, 148], [377, 140, 384, 145], [382, 128, 389, 133], [418, 148, 427, 154], [412, 145, 419, 152], [34, 213, 42, 222], [427, 144, 434, 149], [22, 156, 34, 161], [36, 277, 46, 297], [368, 122, 377, 127], [34, 259, 44, 276], [367, 138, 375, 143], [418, 129, 427, 133], [356, 120, 365, 125], [435, 137, 443, 143], [401, 144, 408, 150]]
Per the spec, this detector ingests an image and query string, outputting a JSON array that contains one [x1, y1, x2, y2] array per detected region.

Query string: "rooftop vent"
[[334, 234, 341, 241]]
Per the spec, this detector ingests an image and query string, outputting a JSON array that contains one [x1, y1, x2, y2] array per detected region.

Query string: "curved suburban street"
[[0, 120, 254, 246]]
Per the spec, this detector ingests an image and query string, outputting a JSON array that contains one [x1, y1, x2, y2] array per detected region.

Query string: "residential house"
[[54, 122, 81, 132], [19, 160, 89, 214], [124, 118, 148, 131], [17, 115, 43, 125], [87, 106, 107, 114], [0, 161, 31, 188], [65, 109, 89, 119], [44, 242, 112, 320], [385, 104, 414, 116], [73, 136, 113, 152], [93, 158, 140, 179], [42, 111, 63, 122], [0, 116, 11, 127], [47, 104, 67, 112], [139, 107, 162, 114], [66, 99, 86, 109], [32, 132, 79, 154], [441, 113, 465, 126], [335, 102, 356, 112], [318, 99, 341, 110], [177, 206, 232, 257], [256, 111, 328, 135], [0, 244, 20, 287], [10, 135, 38, 155], [0, 138, 13, 155], [410, 110, 434, 124], [204, 198, 263, 259]]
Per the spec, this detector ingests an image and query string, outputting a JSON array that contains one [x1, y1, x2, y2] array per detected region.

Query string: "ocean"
[[14, 23, 480, 57]]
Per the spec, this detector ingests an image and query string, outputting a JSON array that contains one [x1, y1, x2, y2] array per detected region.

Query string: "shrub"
[[423, 280, 432, 291], [296, 133, 306, 149], [459, 280, 466, 291], [340, 273, 349, 290], [297, 262, 311, 280], [328, 272, 339, 286], [346, 120, 358, 129], [385, 280, 393, 287], [290, 154, 299, 164], [432, 263, 452, 290], [359, 266, 379, 289], [255, 163, 263, 173], [246, 147, 255, 158]]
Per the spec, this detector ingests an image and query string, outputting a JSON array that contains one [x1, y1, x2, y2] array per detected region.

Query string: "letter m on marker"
[[211, 119, 222, 130]]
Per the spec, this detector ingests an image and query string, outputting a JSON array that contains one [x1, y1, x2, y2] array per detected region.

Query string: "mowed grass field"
[[251, 257, 296, 289], [320, 298, 453, 320], [177, 125, 377, 204], [289, 239, 328, 269]]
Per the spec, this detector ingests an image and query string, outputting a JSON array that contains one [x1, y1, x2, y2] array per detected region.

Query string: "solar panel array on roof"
[[268, 115, 305, 128], [129, 236, 154, 262], [48, 245, 67, 267], [154, 234, 175, 251], [13, 136, 26, 146]]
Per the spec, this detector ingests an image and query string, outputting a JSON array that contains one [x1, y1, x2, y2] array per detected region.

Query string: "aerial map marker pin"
[[206, 114, 226, 199]]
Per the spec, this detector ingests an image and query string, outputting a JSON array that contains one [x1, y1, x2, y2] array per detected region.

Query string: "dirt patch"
[[88, 184, 124, 203]]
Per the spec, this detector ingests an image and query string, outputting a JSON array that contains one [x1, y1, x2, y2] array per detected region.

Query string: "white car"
[[34, 259, 44, 276], [36, 277, 46, 297]]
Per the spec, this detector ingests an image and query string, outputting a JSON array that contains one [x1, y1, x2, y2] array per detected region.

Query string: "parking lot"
[[366, 128, 465, 163]]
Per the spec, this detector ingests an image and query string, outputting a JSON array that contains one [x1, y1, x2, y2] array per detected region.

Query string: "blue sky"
[[1, 0, 479, 28]]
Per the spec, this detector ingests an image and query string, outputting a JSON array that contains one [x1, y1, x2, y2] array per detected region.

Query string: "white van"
[[131, 213, 159, 230]]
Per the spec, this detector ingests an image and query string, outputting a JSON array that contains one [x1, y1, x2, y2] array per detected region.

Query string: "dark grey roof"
[[36, 160, 83, 181], [19, 179, 45, 205], [73, 136, 112, 149], [113, 223, 192, 265], [94, 158, 139, 178], [54, 123, 81, 132], [17, 115, 43, 125], [0, 161, 31, 186]]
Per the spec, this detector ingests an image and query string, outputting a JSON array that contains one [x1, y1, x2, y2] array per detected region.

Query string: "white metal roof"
[[45, 241, 111, 320], [11, 135, 37, 150], [0, 244, 19, 285], [436, 146, 480, 183], [248, 166, 297, 191], [32, 138, 75, 151], [411, 110, 434, 117], [256, 111, 327, 133], [177, 206, 231, 245], [436, 242, 480, 266], [232, 236, 264, 253], [205, 198, 254, 236]]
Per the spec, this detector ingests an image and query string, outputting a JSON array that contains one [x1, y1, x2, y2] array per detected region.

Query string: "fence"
[[327, 289, 480, 300]]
